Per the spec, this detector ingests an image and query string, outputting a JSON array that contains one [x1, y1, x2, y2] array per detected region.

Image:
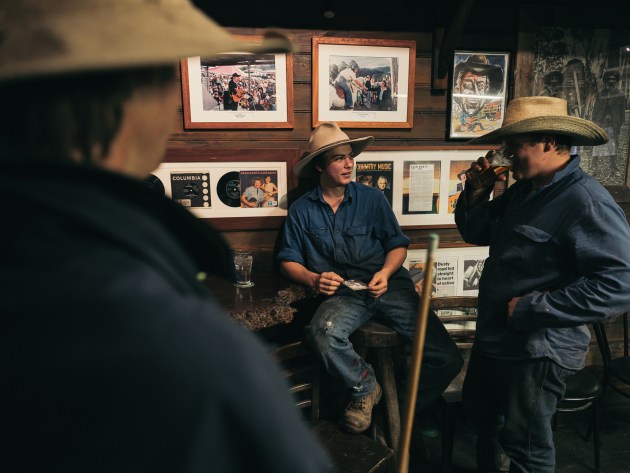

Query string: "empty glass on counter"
[[233, 251, 254, 288]]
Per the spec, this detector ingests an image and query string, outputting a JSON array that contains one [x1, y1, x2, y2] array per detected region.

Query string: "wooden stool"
[[351, 319, 404, 454]]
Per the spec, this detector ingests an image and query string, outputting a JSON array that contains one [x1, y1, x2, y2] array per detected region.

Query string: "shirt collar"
[[530, 154, 581, 192], [308, 183, 354, 204], [549, 154, 581, 186]]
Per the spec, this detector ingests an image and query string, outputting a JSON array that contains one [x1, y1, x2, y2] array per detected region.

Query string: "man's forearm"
[[380, 246, 407, 278], [280, 261, 318, 288]]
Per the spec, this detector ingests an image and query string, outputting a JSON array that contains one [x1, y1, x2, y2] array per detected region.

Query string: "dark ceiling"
[[192, 0, 515, 34], [193, 0, 630, 36], [192, 0, 628, 35]]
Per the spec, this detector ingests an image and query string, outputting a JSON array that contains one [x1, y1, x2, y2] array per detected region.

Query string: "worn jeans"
[[306, 288, 463, 412], [463, 349, 571, 473]]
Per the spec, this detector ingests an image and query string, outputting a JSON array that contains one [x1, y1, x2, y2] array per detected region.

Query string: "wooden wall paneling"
[[174, 20, 629, 366]]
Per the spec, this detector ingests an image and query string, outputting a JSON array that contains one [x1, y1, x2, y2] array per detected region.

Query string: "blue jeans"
[[306, 289, 463, 412], [463, 349, 571, 473]]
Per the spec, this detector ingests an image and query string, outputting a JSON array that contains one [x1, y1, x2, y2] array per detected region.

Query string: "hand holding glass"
[[233, 252, 254, 288]]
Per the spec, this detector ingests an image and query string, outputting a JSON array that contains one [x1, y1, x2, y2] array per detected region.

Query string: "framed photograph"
[[449, 51, 510, 139], [149, 148, 300, 230], [355, 146, 505, 228], [312, 36, 415, 128], [180, 38, 294, 129], [405, 246, 489, 298], [516, 4, 630, 189]]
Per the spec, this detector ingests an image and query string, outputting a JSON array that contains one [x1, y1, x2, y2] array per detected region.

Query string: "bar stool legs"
[[351, 320, 404, 456], [375, 346, 401, 451]]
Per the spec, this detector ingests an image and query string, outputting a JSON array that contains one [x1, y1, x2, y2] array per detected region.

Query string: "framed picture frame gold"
[[180, 36, 294, 130], [312, 36, 415, 128]]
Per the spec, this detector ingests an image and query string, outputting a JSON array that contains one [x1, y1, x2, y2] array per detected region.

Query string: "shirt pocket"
[[501, 224, 556, 273], [344, 225, 374, 258], [305, 226, 329, 253]]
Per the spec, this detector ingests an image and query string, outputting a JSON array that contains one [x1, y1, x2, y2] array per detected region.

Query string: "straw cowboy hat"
[[454, 55, 504, 95], [293, 122, 374, 177], [0, 0, 292, 82], [469, 96, 608, 146]]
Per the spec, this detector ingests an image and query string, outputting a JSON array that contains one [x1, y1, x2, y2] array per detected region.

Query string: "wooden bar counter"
[[205, 273, 320, 342]]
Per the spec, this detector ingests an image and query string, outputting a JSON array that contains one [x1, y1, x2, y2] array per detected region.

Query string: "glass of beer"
[[485, 148, 512, 176]]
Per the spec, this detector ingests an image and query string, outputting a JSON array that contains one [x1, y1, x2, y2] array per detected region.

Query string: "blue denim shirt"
[[455, 156, 630, 369], [278, 181, 413, 294]]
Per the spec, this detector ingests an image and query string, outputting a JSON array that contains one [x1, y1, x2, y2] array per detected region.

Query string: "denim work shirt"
[[455, 156, 630, 370], [278, 181, 413, 294]]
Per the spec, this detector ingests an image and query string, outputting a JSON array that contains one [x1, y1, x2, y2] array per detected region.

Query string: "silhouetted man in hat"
[[0, 1, 331, 472]]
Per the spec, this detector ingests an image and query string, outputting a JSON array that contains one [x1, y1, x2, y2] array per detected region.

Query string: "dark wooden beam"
[[432, 0, 477, 90]]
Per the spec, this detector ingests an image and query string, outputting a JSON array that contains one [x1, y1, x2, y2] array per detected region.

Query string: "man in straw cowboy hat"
[[455, 96, 630, 472], [278, 122, 462, 434], [0, 1, 332, 472]]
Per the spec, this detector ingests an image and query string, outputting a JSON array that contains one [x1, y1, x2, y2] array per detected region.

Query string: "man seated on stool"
[[278, 122, 463, 433]]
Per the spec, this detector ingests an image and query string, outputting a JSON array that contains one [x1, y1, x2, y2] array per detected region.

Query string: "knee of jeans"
[[306, 318, 343, 354]]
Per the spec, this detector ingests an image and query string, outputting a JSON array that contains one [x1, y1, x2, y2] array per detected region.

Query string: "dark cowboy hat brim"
[[293, 136, 374, 178], [469, 115, 608, 146]]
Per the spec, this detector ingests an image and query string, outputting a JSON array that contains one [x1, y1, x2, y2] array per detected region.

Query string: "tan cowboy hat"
[[469, 96, 608, 146], [293, 122, 374, 178], [0, 0, 293, 82]]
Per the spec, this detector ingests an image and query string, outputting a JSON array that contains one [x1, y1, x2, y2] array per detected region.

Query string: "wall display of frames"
[[180, 38, 294, 129], [312, 36, 415, 128], [405, 246, 489, 298], [151, 148, 300, 230], [354, 147, 505, 228], [449, 50, 510, 139]]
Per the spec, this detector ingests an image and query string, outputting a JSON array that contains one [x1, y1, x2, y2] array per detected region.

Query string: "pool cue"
[[396, 233, 440, 473]]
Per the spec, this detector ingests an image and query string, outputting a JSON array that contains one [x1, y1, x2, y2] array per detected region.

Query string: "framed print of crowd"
[[180, 35, 294, 129]]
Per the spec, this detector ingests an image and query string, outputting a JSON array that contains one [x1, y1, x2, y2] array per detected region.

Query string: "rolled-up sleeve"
[[277, 206, 306, 266], [373, 193, 409, 253]]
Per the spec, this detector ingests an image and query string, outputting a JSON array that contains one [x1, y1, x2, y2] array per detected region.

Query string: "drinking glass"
[[233, 251, 254, 288], [482, 148, 512, 176]]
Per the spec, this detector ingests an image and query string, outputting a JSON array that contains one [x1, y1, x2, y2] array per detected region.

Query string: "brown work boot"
[[342, 382, 382, 433]]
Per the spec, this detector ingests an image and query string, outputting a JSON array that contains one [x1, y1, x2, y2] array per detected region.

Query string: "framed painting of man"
[[449, 51, 510, 139]]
